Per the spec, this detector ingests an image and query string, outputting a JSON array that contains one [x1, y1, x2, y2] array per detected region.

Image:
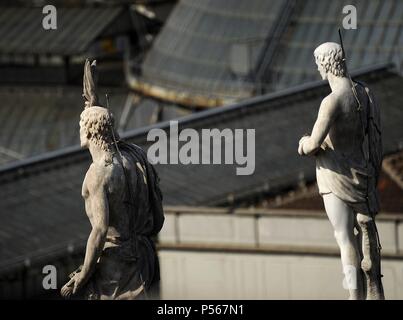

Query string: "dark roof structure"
[[269, 0, 403, 91], [0, 86, 128, 165], [0, 63, 402, 275], [0, 86, 189, 166], [0, 7, 122, 55], [131, 0, 403, 106], [130, 0, 291, 107]]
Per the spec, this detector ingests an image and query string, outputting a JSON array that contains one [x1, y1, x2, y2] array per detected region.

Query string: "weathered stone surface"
[[298, 42, 384, 300], [61, 60, 164, 300]]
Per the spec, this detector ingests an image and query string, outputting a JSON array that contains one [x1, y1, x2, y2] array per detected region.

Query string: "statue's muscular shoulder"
[[318, 92, 341, 121], [82, 161, 121, 198], [322, 92, 340, 107]]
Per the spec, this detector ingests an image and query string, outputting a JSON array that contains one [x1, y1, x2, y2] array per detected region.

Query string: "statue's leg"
[[353, 217, 365, 297], [356, 213, 385, 300], [323, 193, 364, 300]]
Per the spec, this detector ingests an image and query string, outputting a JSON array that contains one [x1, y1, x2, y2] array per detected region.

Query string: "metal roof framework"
[[0, 85, 129, 166], [0, 7, 123, 55], [129, 0, 403, 106], [269, 0, 403, 91], [131, 0, 291, 106]]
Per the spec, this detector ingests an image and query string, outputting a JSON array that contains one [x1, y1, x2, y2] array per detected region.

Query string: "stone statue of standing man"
[[61, 60, 165, 300], [298, 42, 384, 300]]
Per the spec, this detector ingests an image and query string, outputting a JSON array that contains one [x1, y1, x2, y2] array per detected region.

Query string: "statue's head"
[[79, 106, 118, 152], [314, 42, 346, 80], [80, 59, 119, 157]]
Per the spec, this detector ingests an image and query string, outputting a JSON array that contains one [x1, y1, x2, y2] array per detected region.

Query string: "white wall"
[[158, 207, 403, 299], [159, 250, 403, 299]]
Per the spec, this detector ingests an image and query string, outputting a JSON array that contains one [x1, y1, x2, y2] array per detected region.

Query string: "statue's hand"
[[60, 278, 75, 299], [60, 270, 89, 298], [71, 271, 88, 295], [298, 136, 310, 156]]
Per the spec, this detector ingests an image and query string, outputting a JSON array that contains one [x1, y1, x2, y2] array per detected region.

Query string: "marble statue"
[[61, 60, 165, 300], [298, 42, 384, 300]]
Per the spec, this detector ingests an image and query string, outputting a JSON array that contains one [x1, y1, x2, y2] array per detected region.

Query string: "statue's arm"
[[79, 166, 109, 286], [299, 95, 339, 156]]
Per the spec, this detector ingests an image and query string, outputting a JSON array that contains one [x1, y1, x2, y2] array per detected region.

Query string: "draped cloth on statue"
[[81, 141, 164, 300], [315, 83, 382, 215]]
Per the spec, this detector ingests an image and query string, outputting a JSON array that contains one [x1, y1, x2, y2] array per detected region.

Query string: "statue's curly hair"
[[314, 42, 347, 78], [80, 106, 119, 157]]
